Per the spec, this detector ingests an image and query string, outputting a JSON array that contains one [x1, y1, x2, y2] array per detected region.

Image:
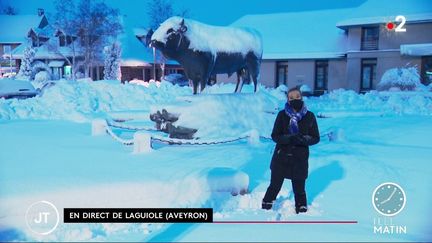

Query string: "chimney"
[[37, 8, 44, 16]]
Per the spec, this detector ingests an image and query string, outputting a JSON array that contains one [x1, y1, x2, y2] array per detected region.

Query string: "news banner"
[[64, 208, 213, 223]]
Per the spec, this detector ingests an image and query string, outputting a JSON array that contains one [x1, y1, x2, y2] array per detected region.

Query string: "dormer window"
[[59, 34, 66, 46], [59, 33, 74, 47]]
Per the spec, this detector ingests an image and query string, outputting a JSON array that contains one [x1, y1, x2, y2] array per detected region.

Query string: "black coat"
[[270, 110, 320, 179]]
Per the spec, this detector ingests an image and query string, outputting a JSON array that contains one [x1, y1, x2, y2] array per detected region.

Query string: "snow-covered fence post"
[[247, 129, 260, 146], [92, 119, 107, 136], [133, 132, 152, 154]]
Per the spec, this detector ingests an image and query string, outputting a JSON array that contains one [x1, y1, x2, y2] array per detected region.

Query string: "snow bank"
[[308, 89, 432, 116], [151, 16, 263, 57], [0, 80, 190, 121], [1, 80, 431, 138]]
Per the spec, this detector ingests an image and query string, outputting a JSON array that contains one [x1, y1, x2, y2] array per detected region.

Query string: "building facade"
[[217, 0, 432, 93]]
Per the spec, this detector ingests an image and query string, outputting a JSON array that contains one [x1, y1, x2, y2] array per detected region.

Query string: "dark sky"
[[4, 0, 366, 26]]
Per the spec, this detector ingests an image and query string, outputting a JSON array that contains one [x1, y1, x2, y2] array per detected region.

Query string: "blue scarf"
[[284, 102, 308, 134]]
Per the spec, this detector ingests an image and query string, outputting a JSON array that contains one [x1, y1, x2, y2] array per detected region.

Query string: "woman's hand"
[[291, 134, 319, 146]]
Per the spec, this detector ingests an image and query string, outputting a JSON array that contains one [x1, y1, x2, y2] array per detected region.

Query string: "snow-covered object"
[[31, 61, 52, 80], [401, 43, 432, 56], [15, 46, 35, 80], [129, 79, 147, 86], [104, 42, 122, 81], [133, 132, 152, 154], [377, 67, 422, 91], [151, 16, 262, 57], [248, 129, 261, 145], [0, 78, 38, 99], [206, 168, 249, 196], [34, 71, 51, 83], [91, 119, 107, 136], [300, 84, 312, 93]]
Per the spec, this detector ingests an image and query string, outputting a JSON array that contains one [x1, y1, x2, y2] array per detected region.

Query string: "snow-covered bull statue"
[[150, 16, 262, 94]]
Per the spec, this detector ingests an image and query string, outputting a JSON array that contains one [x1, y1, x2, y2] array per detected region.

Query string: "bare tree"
[[147, 0, 174, 30], [50, 0, 122, 80], [76, 0, 123, 79], [50, 0, 82, 80]]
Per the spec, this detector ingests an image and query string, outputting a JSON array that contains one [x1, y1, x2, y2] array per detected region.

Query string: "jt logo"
[[34, 212, 51, 224], [26, 201, 59, 235]]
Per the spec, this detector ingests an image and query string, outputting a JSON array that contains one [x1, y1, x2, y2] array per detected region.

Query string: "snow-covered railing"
[[105, 119, 157, 131], [92, 118, 334, 153], [92, 119, 274, 153]]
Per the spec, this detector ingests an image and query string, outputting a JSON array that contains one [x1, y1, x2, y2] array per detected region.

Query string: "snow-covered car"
[[161, 73, 190, 87], [0, 78, 38, 99]]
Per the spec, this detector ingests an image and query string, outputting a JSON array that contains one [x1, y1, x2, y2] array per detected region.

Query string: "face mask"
[[289, 99, 304, 111]]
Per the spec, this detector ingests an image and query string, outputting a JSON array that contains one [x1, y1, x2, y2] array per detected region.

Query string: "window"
[[145, 69, 151, 81], [3, 45, 11, 55], [315, 60, 328, 91], [59, 35, 66, 46], [361, 59, 377, 91], [32, 37, 38, 47], [361, 27, 379, 50], [276, 62, 288, 87], [421, 56, 432, 86]]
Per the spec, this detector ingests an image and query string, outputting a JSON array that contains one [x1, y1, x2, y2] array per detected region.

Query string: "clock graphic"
[[372, 182, 406, 216]]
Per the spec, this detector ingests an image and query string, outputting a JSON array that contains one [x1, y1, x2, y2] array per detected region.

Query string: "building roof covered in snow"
[[336, 0, 432, 28], [11, 37, 84, 59], [0, 15, 45, 43], [231, 8, 352, 60]]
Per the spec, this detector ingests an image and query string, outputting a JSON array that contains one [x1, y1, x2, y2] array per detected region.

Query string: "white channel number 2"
[[395, 15, 406, 32]]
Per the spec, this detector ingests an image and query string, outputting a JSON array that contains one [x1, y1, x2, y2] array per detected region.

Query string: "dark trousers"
[[263, 170, 307, 207]]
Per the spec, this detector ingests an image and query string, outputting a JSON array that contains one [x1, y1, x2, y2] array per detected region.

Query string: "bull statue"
[[150, 16, 262, 94]]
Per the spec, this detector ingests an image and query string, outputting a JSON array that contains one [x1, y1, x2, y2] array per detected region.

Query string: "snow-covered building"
[[218, 0, 432, 93], [0, 12, 47, 77], [119, 24, 182, 82], [4, 11, 183, 82]]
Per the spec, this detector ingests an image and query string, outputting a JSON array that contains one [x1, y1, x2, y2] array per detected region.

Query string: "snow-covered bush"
[[103, 42, 122, 81], [31, 61, 52, 80], [34, 71, 51, 83], [16, 46, 35, 80], [377, 67, 422, 91]]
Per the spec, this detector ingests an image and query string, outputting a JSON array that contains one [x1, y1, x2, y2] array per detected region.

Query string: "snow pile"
[[0, 80, 190, 121], [34, 71, 51, 82], [154, 88, 280, 139], [151, 16, 263, 57], [1, 80, 431, 135], [205, 167, 249, 196], [377, 67, 423, 91], [307, 89, 432, 116]]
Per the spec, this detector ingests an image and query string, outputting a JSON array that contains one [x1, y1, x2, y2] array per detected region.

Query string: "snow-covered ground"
[[0, 80, 431, 242]]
